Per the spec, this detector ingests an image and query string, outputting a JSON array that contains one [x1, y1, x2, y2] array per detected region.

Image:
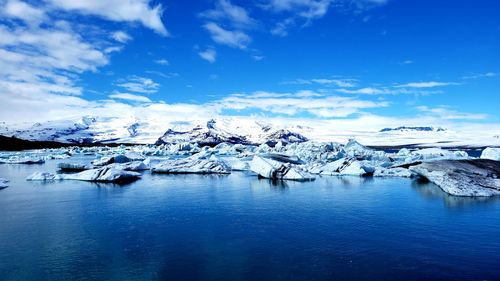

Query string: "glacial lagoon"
[[1, 155, 500, 281]]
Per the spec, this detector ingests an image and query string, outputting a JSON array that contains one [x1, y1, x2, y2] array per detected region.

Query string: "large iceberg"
[[481, 147, 500, 161], [27, 166, 141, 183], [250, 155, 315, 181], [151, 158, 231, 174], [410, 159, 500, 196]]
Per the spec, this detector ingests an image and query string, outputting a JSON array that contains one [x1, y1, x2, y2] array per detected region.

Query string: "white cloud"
[[154, 59, 170, 65], [2, 0, 46, 25], [116, 76, 160, 94], [337, 87, 404, 95], [48, 0, 168, 35], [395, 81, 458, 88], [214, 90, 388, 118], [112, 31, 132, 43], [263, 0, 387, 36], [417, 106, 488, 120], [200, 0, 257, 29], [109, 92, 152, 103], [203, 22, 251, 49], [198, 48, 217, 63], [462, 72, 497, 80], [286, 78, 358, 87]]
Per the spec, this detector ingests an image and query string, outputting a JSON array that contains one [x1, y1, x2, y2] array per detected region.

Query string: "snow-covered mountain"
[[1, 116, 499, 147], [155, 119, 308, 147], [380, 126, 445, 133]]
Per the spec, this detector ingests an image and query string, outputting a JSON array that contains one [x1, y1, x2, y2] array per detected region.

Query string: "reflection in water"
[[411, 180, 499, 209], [2, 157, 500, 281]]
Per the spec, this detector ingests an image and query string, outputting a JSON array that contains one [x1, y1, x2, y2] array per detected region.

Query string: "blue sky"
[[0, 0, 499, 128]]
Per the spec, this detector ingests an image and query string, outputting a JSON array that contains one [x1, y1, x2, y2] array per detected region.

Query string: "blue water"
[[1, 158, 500, 280]]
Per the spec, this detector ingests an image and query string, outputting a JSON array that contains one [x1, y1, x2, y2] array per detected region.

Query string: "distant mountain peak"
[[380, 126, 446, 133]]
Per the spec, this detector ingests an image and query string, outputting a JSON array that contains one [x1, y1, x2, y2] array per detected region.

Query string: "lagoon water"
[[1, 157, 500, 281]]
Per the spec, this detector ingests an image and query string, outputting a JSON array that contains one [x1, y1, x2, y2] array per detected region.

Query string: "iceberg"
[[374, 167, 414, 178], [58, 162, 92, 171], [0, 156, 45, 164], [91, 154, 142, 166], [308, 158, 374, 176], [480, 147, 500, 161], [410, 159, 500, 196], [110, 161, 149, 171], [27, 172, 61, 181], [151, 158, 231, 174], [250, 155, 315, 181], [0, 178, 9, 189], [27, 166, 141, 183]]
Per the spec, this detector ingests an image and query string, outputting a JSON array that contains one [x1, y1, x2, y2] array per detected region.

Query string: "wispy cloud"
[[154, 59, 170, 65], [395, 81, 459, 88], [417, 106, 488, 120], [109, 92, 152, 103], [200, 0, 257, 29], [462, 72, 497, 80], [262, 0, 387, 36], [214, 90, 388, 118], [111, 31, 132, 43], [285, 78, 358, 87], [199, 48, 217, 63], [203, 22, 252, 49], [116, 76, 160, 94]]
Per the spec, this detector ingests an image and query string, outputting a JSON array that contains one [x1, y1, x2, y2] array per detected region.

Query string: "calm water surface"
[[1, 157, 500, 281]]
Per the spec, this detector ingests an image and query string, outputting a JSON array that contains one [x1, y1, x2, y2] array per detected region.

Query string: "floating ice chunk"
[[343, 139, 389, 161], [224, 158, 251, 171], [410, 159, 500, 197], [374, 167, 414, 178], [27, 172, 61, 181], [110, 161, 149, 171], [258, 153, 304, 164], [91, 154, 141, 166], [151, 158, 231, 174], [63, 166, 141, 182], [309, 158, 374, 176], [481, 147, 500, 161], [1, 156, 45, 164], [411, 148, 468, 161], [27, 167, 141, 183], [250, 155, 315, 181], [340, 160, 375, 176], [0, 178, 9, 189], [58, 163, 92, 171]]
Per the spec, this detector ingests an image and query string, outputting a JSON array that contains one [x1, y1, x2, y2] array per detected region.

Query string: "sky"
[[0, 0, 499, 131]]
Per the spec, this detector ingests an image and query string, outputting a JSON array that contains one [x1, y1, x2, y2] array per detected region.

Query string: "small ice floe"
[[410, 159, 500, 197], [480, 147, 500, 161], [0, 156, 45, 164], [58, 163, 93, 172], [374, 167, 414, 178], [0, 178, 9, 189], [109, 161, 149, 171], [27, 166, 141, 183], [91, 154, 143, 166], [307, 158, 374, 177], [152, 158, 231, 174], [250, 155, 315, 181]]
